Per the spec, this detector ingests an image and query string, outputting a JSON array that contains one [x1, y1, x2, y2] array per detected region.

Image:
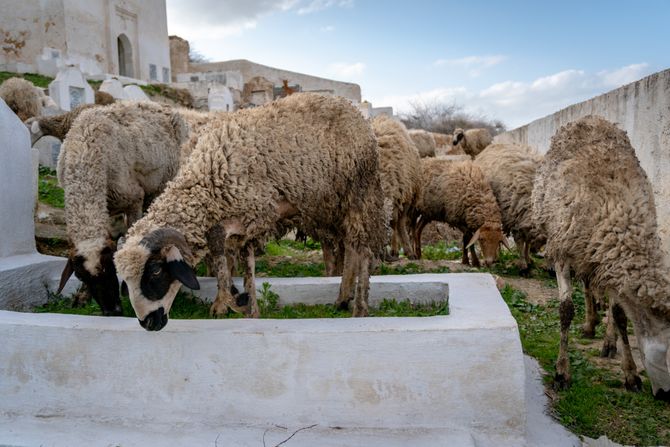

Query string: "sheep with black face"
[[115, 93, 386, 330]]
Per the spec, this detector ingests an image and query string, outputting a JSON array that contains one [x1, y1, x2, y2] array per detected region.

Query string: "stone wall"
[[495, 68, 670, 261], [169, 35, 190, 80], [188, 59, 362, 103]]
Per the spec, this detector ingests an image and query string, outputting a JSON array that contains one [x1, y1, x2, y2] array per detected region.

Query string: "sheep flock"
[[3, 73, 669, 401]]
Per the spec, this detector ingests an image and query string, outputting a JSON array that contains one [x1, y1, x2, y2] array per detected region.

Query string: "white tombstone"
[[48, 66, 95, 112], [33, 136, 62, 170], [208, 86, 234, 112], [99, 78, 128, 100], [123, 84, 150, 101], [0, 99, 71, 310]]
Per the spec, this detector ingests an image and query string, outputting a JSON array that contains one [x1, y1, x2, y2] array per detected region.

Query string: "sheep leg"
[[414, 216, 428, 260], [601, 302, 618, 358], [388, 220, 400, 260], [352, 252, 370, 317], [323, 240, 338, 276], [554, 261, 574, 390], [242, 244, 259, 318], [335, 240, 345, 276], [461, 232, 471, 265], [398, 210, 417, 260], [335, 245, 359, 311], [582, 280, 601, 338], [209, 253, 238, 316], [612, 302, 642, 391], [469, 245, 481, 268]]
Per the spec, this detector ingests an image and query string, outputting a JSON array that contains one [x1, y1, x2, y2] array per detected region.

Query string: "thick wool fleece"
[[28, 103, 97, 142], [371, 115, 421, 224], [417, 158, 502, 233], [532, 115, 670, 319], [59, 101, 190, 260], [474, 142, 545, 248], [408, 129, 437, 158], [0, 77, 42, 120], [117, 93, 387, 271], [453, 128, 492, 158]]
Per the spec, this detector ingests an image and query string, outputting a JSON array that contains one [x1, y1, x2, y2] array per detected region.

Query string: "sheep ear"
[[57, 258, 74, 294], [31, 120, 41, 135], [501, 237, 511, 250], [466, 229, 481, 250], [167, 259, 200, 290]]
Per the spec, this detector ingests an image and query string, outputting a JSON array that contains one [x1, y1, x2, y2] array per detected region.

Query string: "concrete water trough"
[[0, 273, 531, 446]]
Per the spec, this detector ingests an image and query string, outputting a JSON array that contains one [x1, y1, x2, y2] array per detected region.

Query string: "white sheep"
[[452, 128, 492, 158], [114, 93, 386, 331], [532, 115, 670, 398]]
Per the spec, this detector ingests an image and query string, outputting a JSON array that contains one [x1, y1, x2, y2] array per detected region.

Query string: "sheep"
[[452, 127, 492, 158], [371, 114, 421, 261], [474, 142, 545, 272], [114, 93, 386, 330], [532, 115, 670, 399], [413, 158, 506, 266], [408, 129, 437, 157], [0, 77, 42, 120], [56, 101, 191, 316], [431, 132, 451, 150], [94, 90, 115, 106], [25, 103, 97, 145]]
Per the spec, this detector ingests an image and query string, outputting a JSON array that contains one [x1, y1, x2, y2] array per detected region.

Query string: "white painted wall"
[[496, 69, 670, 262]]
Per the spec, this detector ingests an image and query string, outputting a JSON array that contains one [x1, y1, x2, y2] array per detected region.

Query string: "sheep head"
[[24, 117, 44, 145], [466, 222, 507, 267], [114, 228, 200, 331], [58, 237, 123, 316], [452, 128, 465, 146]]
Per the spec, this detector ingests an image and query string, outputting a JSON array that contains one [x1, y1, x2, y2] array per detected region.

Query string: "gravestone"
[[0, 99, 71, 310], [48, 67, 94, 111], [33, 136, 62, 170], [123, 85, 150, 101], [208, 86, 234, 112], [99, 79, 128, 100]]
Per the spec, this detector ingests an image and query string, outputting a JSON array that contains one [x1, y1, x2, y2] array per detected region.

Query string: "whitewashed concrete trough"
[[0, 273, 527, 446]]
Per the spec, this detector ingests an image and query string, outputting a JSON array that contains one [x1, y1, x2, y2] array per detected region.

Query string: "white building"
[[0, 0, 170, 83]]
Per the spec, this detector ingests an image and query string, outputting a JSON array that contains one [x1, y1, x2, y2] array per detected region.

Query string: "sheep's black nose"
[[139, 307, 168, 331]]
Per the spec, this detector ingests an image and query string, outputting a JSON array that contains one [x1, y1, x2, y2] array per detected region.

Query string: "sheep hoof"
[[209, 301, 231, 317], [335, 299, 351, 311], [624, 375, 642, 392], [600, 342, 617, 358], [352, 306, 369, 317], [384, 253, 399, 262], [235, 293, 249, 307], [553, 372, 571, 391]]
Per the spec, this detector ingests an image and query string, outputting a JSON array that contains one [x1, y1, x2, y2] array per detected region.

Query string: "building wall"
[[189, 59, 362, 103], [0, 0, 170, 83], [495, 69, 670, 262]]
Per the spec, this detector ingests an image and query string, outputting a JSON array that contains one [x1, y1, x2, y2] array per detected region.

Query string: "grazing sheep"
[[414, 158, 506, 266], [408, 129, 437, 157], [474, 142, 545, 272], [431, 132, 451, 149], [0, 77, 42, 120], [452, 128, 492, 158], [57, 101, 191, 316], [532, 115, 670, 399], [25, 104, 97, 145], [371, 115, 421, 261], [114, 93, 386, 330]]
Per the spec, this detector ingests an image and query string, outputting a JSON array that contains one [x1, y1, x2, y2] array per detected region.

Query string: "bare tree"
[[188, 47, 210, 64], [400, 100, 505, 136]]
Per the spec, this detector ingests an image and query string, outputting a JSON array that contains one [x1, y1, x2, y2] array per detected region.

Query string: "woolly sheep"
[[94, 90, 116, 106], [414, 158, 506, 266], [57, 101, 190, 316], [408, 129, 437, 157], [0, 77, 42, 120], [474, 142, 545, 272], [431, 132, 451, 149], [532, 115, 670, 399], [25, 103, 97, 145], [371, 115, 421, 261], [452, 128, 492, 158], [114, 94, 386, 330]]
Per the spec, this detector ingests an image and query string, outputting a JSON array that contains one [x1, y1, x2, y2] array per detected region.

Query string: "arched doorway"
[[117, 34, 133, 77]]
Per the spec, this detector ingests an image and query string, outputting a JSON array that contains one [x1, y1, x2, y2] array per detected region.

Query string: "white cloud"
[[376, 63, 653, 129], [433, 55, 506, 77], [320, 25, 336, 32], [298, 0, 353, 15], [327, 62, 365, 79]]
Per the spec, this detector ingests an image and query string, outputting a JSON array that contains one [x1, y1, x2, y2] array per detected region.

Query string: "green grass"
[[377, 262, 450, 275], [38, 166, 64, 208], [256, 259, 325, 277], [420, 241, 462, 261], [501, 284, 670, 445], [0, 71, 54, 88], [35, 282, 448, 320]]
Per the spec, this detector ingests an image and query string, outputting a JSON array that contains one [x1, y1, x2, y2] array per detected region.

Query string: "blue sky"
[[166, 0, 669, 128]]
